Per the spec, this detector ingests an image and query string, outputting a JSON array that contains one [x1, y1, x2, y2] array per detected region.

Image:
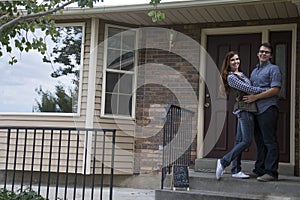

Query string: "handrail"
[[161, 104, 194, 189]]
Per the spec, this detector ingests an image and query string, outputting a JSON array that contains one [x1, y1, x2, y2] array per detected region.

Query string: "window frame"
[[101, 24, 138, 119]]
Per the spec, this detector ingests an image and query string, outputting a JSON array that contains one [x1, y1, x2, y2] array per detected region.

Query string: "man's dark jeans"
[[254, 106, 279, 178]]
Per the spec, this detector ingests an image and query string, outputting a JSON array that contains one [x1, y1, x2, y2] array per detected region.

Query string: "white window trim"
[[101, 24, 138, 119]]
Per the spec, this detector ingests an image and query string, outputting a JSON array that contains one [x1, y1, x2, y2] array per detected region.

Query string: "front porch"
[[195, 158, 295, 176], [156, 169, 300, 200]]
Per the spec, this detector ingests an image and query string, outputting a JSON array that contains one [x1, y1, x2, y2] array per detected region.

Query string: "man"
[[243, 42, 282, 182]]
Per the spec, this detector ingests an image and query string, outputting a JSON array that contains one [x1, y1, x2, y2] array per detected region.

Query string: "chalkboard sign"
[[172, 165, 189, 190]]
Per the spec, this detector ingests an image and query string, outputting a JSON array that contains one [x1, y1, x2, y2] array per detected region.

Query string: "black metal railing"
[[161, 104, 194, 189], [0, 126, 116, 200]]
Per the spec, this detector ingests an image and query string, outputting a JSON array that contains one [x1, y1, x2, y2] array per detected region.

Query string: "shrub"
[[0, 188, 46, 200]]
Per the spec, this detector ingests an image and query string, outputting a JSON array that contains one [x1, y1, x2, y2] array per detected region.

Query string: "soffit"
[[55, 0, 300, 25]]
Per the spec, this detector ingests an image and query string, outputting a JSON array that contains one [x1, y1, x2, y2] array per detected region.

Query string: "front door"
[[204, 32, 291, 162]]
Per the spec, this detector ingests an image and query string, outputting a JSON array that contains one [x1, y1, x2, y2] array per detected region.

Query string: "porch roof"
[[55, 0, 300, 25]]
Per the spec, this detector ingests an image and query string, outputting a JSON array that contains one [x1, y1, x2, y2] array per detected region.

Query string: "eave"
[[53, 0, 300, 25]]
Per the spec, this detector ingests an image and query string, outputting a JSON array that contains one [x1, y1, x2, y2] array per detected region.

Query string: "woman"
[[216, 51, 267, 180]]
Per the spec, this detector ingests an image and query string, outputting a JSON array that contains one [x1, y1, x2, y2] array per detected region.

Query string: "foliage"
[[0, 188, 46, 200], [34, 84, 76, 113], [0, 0, 161, 65], [0, 0, 99, 64], [0, 188, 15, 199], [43, 26, 82, 78], [148, 0, 165, 22]]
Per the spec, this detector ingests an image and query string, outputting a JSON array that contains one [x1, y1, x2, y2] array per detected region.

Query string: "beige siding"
[[0, 127, 133, 174], [0, 19, 136, 175], [0, 129, 85, 173], [92, 21, 135, 174]]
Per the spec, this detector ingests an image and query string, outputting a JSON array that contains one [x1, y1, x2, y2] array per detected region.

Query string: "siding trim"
[[84, 18, 99, 174]]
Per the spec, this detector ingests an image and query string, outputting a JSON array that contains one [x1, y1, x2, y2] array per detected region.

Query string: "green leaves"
[[1, 0, 165, 65], [149, 0, 162, 6], [8, 56, 17, 65], [0, 0, 99, 65], [0, 188, 16, 199], [148, 0, 165, 22], [35, 84, 75, 113], [0, 188, 46, 200], [148, 10, 165, 22], [77, 0, 96, 8]]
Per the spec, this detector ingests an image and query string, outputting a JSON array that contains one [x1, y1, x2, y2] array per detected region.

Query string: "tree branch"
[[0, 13, 10, 21], [0, 1, 74, 33]]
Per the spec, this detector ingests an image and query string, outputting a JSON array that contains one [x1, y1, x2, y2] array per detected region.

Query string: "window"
[[0, 23, 84, 114], [275, 44, 286, 99], [102, 25, 137, 118]]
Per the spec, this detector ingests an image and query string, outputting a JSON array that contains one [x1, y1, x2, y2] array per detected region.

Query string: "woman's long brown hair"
[[220, 51, 242, 94]]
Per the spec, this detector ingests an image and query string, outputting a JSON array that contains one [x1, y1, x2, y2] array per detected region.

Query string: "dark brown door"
[[204, 32, 291, 162], [269, 31, 291, 162]]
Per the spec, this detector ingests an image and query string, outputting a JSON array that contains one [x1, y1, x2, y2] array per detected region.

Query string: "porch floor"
[[156, 170, 300, 200]]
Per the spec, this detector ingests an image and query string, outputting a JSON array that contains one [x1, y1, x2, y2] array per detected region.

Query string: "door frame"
[[197, 23, 297, 166]]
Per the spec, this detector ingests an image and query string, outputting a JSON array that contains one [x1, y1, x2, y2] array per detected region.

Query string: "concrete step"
[[156, 170, 300, 200], [155, 189, 282, 200], [195, 158, 295, 176]]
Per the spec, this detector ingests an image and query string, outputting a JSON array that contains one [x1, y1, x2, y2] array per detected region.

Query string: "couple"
[[216, 42, 282, 182]]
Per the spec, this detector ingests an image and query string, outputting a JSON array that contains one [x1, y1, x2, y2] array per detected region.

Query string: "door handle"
[[204, 102, 210, 108]]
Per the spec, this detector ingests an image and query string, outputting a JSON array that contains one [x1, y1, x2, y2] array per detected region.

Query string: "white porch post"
[[84, 18, 99, 174]]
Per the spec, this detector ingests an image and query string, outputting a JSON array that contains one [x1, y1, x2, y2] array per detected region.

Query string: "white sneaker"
[[216, 159, 224, 180], [232, 171, 250, 179]]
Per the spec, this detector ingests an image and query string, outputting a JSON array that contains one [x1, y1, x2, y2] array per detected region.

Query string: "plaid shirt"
[[227, 72, 265, 94]]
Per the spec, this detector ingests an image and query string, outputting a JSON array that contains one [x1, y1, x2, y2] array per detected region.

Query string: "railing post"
[[109, 129, 116, 200], [4, 128, 11, 190]]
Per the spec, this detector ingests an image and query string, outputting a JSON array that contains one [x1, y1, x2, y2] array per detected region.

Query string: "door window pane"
[[275, 44, 286, 99]]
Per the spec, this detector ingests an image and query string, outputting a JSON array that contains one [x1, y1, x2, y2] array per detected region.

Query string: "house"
[[0, 0, 299, 186]]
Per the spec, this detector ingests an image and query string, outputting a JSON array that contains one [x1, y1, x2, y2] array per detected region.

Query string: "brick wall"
[[134, 25, 200, 174], [133, 20, 300, 176]]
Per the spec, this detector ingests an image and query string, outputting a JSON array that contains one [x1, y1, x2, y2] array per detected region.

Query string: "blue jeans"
[[221, 111, 254, 173], [253, 106, 279, 178], [231, 128, 243, 174]]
